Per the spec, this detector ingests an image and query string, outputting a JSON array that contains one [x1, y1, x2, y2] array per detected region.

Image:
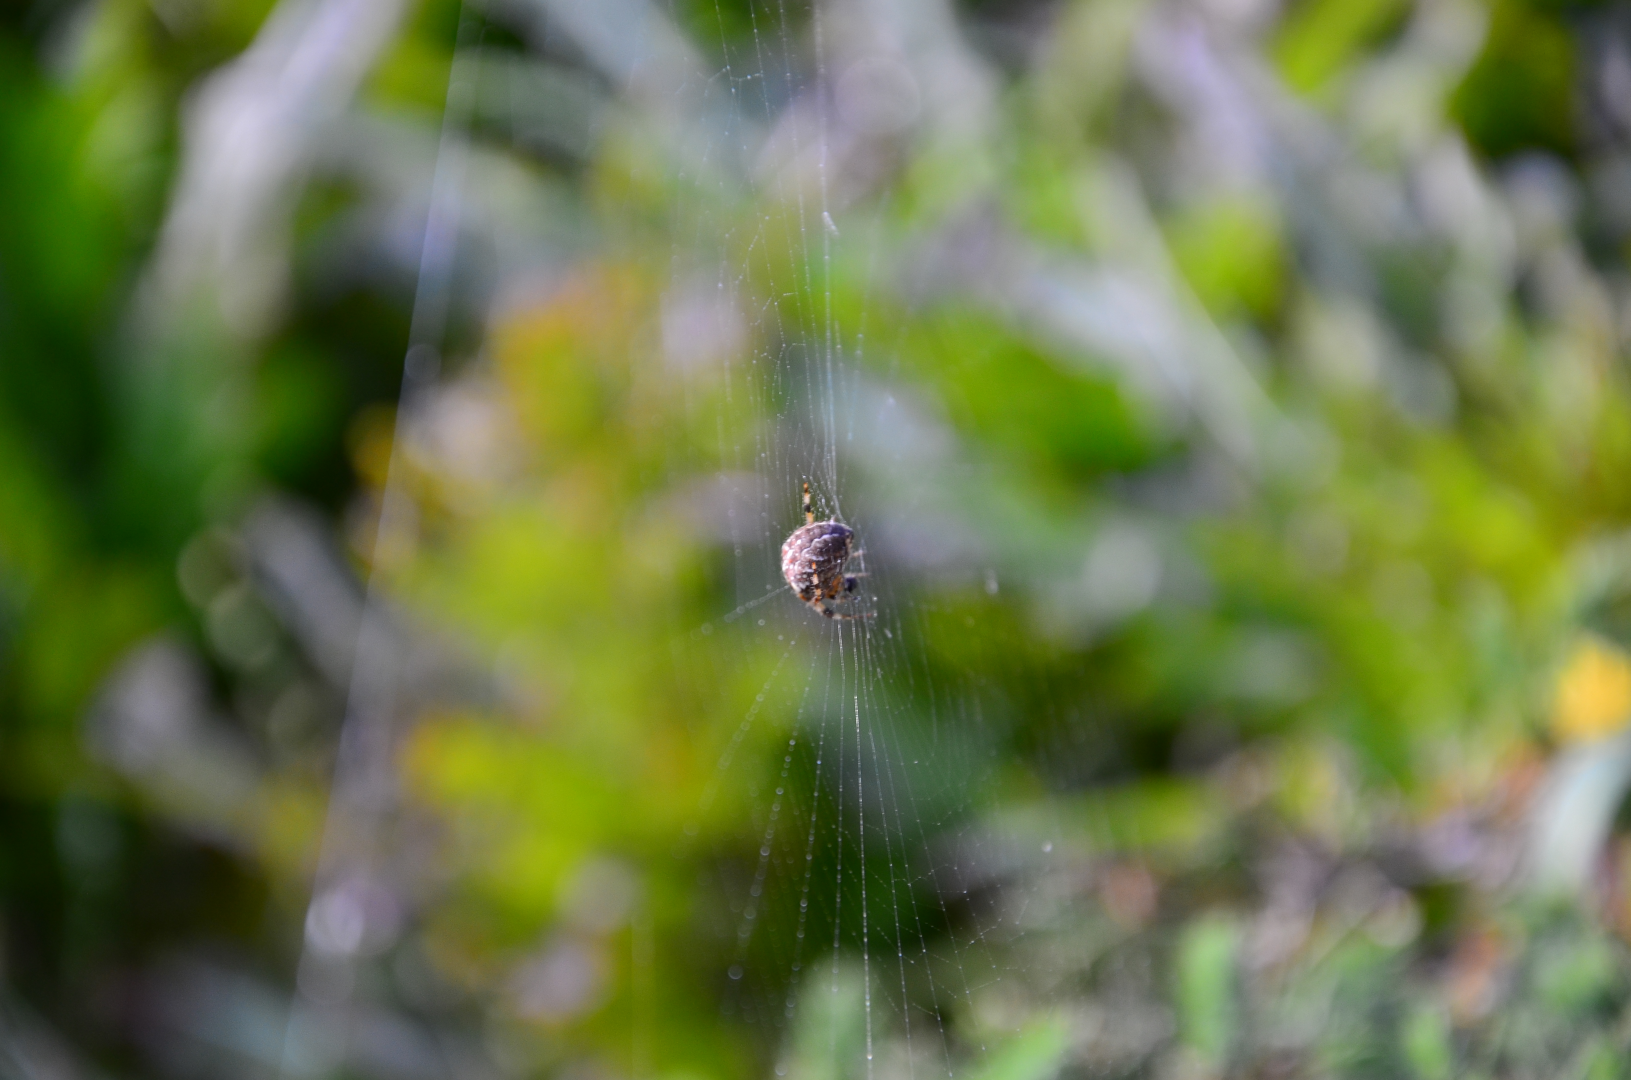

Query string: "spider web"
[[656, 6, 1022, 1078]]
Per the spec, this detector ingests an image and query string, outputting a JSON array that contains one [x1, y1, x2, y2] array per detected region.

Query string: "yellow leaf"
[[1553, 634, 1631, 743]]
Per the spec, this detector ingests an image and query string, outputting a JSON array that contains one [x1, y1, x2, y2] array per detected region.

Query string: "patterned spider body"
[[781, 484, 861, 618]]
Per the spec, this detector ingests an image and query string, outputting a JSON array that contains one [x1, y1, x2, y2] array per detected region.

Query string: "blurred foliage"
[[9, 0, 1631, 1077], [1452, 0, 1577, 160]]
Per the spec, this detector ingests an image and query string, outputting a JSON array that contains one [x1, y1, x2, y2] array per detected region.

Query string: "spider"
[[781, 483, 865, 619]]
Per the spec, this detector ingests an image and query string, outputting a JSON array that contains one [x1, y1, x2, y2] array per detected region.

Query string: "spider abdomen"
[[781, 521, 855, 605]]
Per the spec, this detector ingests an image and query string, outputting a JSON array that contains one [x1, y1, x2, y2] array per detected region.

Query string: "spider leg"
[[820, 586, 872, 620], [802, 481, 815, 526]]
